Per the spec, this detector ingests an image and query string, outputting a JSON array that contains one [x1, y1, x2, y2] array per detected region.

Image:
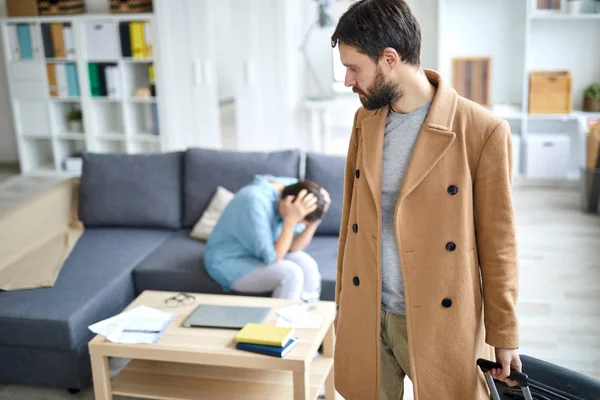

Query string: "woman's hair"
[[281, 180, 325, 222]]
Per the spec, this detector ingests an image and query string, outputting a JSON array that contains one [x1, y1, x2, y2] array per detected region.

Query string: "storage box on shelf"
[[6, 0, 85, 17], [524, 133, 571, 179], [38, 0, 85, 16], [529, 71, 573, 114], [1, 12, 161, 176], [110, 0, 153, 14]]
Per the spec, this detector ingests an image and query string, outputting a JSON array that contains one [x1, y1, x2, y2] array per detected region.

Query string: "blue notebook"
[[235, 336, 299, 358]]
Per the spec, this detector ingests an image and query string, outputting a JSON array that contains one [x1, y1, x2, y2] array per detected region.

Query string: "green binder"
[[88, 63, 101, 97]]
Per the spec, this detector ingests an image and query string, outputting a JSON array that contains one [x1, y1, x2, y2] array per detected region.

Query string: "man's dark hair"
[[281, 180, 325, 223], [331, 0, 421, 67]]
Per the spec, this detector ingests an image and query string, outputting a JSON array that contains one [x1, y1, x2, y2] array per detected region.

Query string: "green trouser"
[[381, 310, 412, 400]]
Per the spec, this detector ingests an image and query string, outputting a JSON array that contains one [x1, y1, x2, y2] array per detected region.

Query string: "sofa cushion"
[[183, 148, 301, 228], [0, 228, 172, 351], [304, 152, 346, 236], [304, 236, 339, 302], [79, 152, 183, 229], [133, 230, 225, 295]]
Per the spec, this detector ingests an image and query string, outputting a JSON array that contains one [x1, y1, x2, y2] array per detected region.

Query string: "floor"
[[0, 173, 598, 399]]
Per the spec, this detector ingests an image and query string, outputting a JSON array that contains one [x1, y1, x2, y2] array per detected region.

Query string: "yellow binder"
[[234, 323, 295, 347], [129, 22, 146, 59]]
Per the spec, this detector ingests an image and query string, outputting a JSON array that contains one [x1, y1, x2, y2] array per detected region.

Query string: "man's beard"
[[354, 66, 402, 110]]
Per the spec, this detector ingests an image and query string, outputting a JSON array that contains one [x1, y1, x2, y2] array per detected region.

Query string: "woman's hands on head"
[[279, 189, 318, 224]]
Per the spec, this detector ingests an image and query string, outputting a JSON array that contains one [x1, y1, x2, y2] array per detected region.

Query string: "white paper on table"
[[88, 306, 176, 344], [275, 304, 324, 329]]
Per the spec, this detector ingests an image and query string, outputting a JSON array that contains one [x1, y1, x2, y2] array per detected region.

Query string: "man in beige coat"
[[330, 1, 522, 399]]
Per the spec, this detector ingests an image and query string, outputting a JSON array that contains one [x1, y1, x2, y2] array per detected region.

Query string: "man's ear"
[[382, 47, 400, 69]]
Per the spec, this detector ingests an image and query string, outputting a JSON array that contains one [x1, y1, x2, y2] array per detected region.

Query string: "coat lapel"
[[398, 70, 458, 204], [361, 107, 387, 217], [359, 70, 459, 208]]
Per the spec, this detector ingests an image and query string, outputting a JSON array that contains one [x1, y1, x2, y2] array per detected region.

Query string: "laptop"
[[182, 304, 272, 329]]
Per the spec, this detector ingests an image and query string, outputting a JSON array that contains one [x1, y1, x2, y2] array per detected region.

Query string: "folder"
[[119, 22, 132, 57], [51, 23, 66, 58], [144, 21, 153, 58], [65, 63, 79, 97], [41, 23, 54, 58], [46, 63, 58, 97], [9, 25, 20, 60], [88, 63, 101, 97], [17, 24, 33, 60], [130, 22, 146, 58], [55, 63, 68, 97], [234, 323, 295, 347], [62, 26, 75, 58]]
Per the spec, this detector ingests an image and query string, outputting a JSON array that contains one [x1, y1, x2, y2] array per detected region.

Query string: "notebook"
[[182, 305, 272, 329], [234, 323, 295, 347], [236, 336, 299, 358]]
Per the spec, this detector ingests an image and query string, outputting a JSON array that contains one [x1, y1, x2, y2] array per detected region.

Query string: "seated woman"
[[204, 174, 330, 300]]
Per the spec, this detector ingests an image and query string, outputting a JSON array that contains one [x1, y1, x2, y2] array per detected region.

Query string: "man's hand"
[[492, 348, 522, 387]]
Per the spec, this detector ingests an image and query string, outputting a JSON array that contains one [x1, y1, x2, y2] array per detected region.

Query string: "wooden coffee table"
[[89, 290, 337, 400]]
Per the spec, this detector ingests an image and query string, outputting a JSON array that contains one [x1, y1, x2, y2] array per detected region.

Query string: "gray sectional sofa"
[[0, 147, 346, 391]]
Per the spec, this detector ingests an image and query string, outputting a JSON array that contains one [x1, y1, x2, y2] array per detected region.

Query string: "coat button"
[[355, 169, 360, 178], [442, 298, 452, 308], [446, 242, 456, 252], [447, 185, 458, 195], [353, 276, 360, 286], [352, 224, 358, 233]]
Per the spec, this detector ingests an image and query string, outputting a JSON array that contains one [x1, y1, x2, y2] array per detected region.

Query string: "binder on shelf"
[[8, 25, 21, 60], [41, 23, 54, 58], [105, 66, 121, 98], [46, 63, 58, 97], [50, 23, 66, 58], [97, 64, 108, 97], [151, 102, 159, 136], [55, 63, 68, 97], [17, 24, 33, 60], [149, 64, 156, 96], [88, 63, 101, 97], [130, 22, 147, 58], [119, 22, 132, 57], [144, 22, 153, 58], [62, 25, 75, 58], [65, 63, 79, 97]]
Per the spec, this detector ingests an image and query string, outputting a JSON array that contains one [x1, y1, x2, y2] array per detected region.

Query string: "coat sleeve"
[[335, 109, 360, 307], [474, 119, 519, 350]]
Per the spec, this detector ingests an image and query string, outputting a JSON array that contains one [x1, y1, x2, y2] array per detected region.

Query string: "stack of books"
[[234, 323, 298, 358]]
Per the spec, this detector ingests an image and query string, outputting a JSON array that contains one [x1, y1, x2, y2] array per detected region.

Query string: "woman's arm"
[[289, 220, 320, 253]]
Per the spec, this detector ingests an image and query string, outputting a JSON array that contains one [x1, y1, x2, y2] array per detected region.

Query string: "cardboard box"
[[6, 0, 39, 17], [529, 71, 572, 114]]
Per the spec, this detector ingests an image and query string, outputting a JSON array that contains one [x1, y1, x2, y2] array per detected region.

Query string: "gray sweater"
[[381, 101, 431, 315]]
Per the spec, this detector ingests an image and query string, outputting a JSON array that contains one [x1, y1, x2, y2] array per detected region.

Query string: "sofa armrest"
[[0, 178, 84, 291]]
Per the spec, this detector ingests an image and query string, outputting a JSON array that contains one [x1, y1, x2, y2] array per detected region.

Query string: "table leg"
[[323, 322, 336, 399], [91, 354, 112, 400], [293, 370, 309, 400]]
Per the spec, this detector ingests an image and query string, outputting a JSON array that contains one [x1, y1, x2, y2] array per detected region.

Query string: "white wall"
[[0, 0, 107, 163], [212, 0, 234, 102], [305, 0, 439, 99]]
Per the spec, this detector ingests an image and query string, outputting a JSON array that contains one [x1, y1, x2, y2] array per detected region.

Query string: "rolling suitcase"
[[478, 356, 600, 400]]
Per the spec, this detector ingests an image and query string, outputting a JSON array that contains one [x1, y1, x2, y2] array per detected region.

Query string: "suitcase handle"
[[477, 358, 529, 387]]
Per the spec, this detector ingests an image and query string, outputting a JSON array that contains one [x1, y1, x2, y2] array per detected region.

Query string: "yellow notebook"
[[235, 323, 294, 347]]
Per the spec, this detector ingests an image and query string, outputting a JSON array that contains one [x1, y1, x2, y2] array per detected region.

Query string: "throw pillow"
[[190, 186, 235, 241]]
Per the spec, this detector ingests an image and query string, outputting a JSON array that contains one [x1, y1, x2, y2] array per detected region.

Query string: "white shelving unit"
[[438, 0, 600, 179], [0, 12, 163, 176]]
